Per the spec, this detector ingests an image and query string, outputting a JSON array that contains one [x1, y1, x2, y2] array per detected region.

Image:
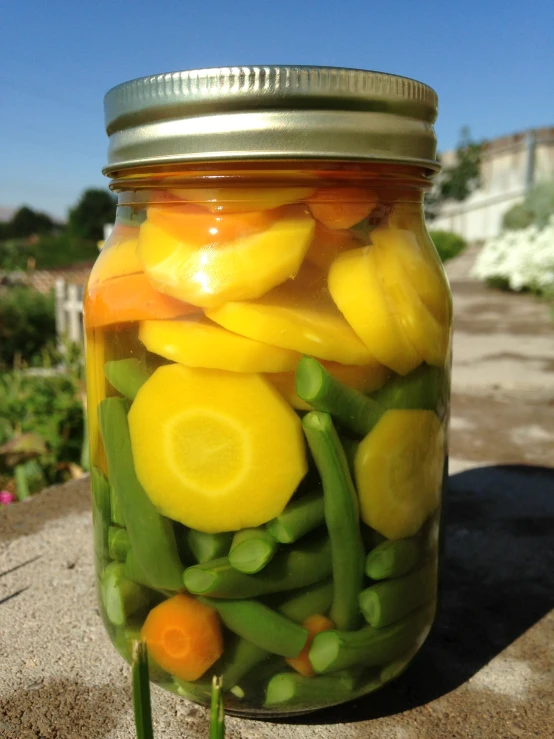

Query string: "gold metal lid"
[[103, 66, 439, 176]]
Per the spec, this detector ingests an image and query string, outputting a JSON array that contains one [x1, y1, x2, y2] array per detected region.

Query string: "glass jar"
[[86, 66, 451, 716]]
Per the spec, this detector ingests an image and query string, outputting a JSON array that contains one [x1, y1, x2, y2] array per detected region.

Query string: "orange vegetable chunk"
[[141, 594, 223, 682], [286, 614, 335, 677]]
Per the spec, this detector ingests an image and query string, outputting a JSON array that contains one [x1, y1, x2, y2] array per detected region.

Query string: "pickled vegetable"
[[328, 246, 422, 375], [207, 267, 376, 366], [302, 412, 365, 630], [354, 409, 444, 539], [128, 364, 307, 532], [183, 535, 332, 598], [138, 205, 315, 308], [308, 187, 378, 229], [359, 559, 437, 627], [87, 174, 448, 716], [86, 272, 195, 328], [99, 397, 184, 591], [139, 317, 300, 373], [286, 614, 335, 676], [229, 528, 279, 574], [141, 594, 223, 681]]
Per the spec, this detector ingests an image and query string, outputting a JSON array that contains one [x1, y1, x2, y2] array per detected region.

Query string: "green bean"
[[217, 582, 334, 691], [266, 491, 324, 544], [108, 526, 131, 562], [296, 357, 381, 436], [173, 678, 212, 703], [302, 412, 365, 630], [104, 359, 150, 401], [110, 483, 126, 527], [101, 562, 151, 627], [91, 466, 110, 568], [365, 537, 421, 580], [229, 528, 279, 573], [359, 559, 437, 628], [200, 597, 308, 658], [277, 580, 334, 623], [340, 437, 358, 477], [183, 534, 331, 598], [187, 529, 233, 564], [99, 397, 183, 591], [265, 671, 357, 708], [309, 604, 434, 674], [372, 364, 445, 414], [218, 637, 269, 690]]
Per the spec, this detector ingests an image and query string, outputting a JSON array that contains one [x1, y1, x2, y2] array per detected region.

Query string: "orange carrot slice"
[[308, 187, 378, 230], [85, 272, 197, 328], [141, 594, 223, 681], [286, 614, 335, 677], [147, 204, 278, 245]]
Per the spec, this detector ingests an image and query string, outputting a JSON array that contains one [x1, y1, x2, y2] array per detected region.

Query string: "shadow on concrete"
[[281, 464, 554, 725], [0, 478, 90, 545], [0, 677, 128, 739]]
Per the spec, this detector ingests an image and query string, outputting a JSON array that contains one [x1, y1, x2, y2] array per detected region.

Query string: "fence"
[[54, 279, 84, 347]]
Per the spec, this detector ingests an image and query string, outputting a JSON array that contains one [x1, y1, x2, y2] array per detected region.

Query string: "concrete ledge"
[[1, 464, 553, 739]]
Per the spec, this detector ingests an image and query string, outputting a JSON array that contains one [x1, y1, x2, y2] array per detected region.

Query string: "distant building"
[[432, 126, 554, 241]]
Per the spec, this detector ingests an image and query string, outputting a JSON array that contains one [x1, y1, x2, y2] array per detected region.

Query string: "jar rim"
[[103, 66, 439, 176]]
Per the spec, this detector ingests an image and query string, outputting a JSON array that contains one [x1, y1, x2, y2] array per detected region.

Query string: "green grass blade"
[[132, 640, 154, 739], [210, 675, 225, 739]]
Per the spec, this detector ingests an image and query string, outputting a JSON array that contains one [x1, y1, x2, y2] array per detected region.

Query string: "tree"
[[3, 206, 55, 239], [439, 126, 482, 202], [68, 189, 117, 241]]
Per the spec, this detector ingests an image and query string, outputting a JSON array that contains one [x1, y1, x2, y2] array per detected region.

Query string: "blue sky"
[[1, 0, 552, 219]]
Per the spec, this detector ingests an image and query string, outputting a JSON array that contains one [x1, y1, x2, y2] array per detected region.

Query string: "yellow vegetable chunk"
[[139, 317, 301, 373], [328, 247, 422, 375], [206, 268, 376, 366], [89, 232, 143, 286], [128, 364, 307, 533], [370, 228, 450, 324], [137, 205, 315, 308], [354, 409, 444, 539], [371, 233, 448, 367], [305, 222, 361, 272], [168, 187, 315, 212]]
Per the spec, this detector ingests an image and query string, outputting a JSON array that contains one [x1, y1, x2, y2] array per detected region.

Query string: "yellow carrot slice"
[[354, 409, 444, 539], [137, 205, 315, 308], [167, 186, 315, 212], [206, 268, 376, 366], [128, 364, 307, 533], [371, 234, 448, 367], [139, 317, 301, 373], [328, 247, 422, 375], [370, 228, 451, 324]]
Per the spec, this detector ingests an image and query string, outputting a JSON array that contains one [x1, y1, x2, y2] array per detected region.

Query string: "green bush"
[[429, 230, 467, 262], [0, 370, 84, 491], [31, 232, 98, 269], [0, 287, 57, 369], [503, 182, 554, 231]]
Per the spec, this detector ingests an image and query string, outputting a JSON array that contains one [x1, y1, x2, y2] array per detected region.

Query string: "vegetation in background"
[[68, 189, 117, 242], [429, 230, 467, 262], [0, 341, 85, 498], [0, 188, 115, 270], [425, 126, 483, 220], [472, 215, 554, 298], [0, 286, 57, 369], [502, 182, 554, 231]]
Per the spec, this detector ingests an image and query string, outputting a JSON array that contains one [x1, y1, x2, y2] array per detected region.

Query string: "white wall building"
[[432, 127, 554, 241]]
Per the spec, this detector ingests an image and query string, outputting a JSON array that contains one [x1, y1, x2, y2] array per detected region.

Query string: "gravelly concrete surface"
[[1, 249, 553, 738]]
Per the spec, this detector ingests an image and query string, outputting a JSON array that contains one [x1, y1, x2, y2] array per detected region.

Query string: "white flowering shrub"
[[472, 216, 554, 295]]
